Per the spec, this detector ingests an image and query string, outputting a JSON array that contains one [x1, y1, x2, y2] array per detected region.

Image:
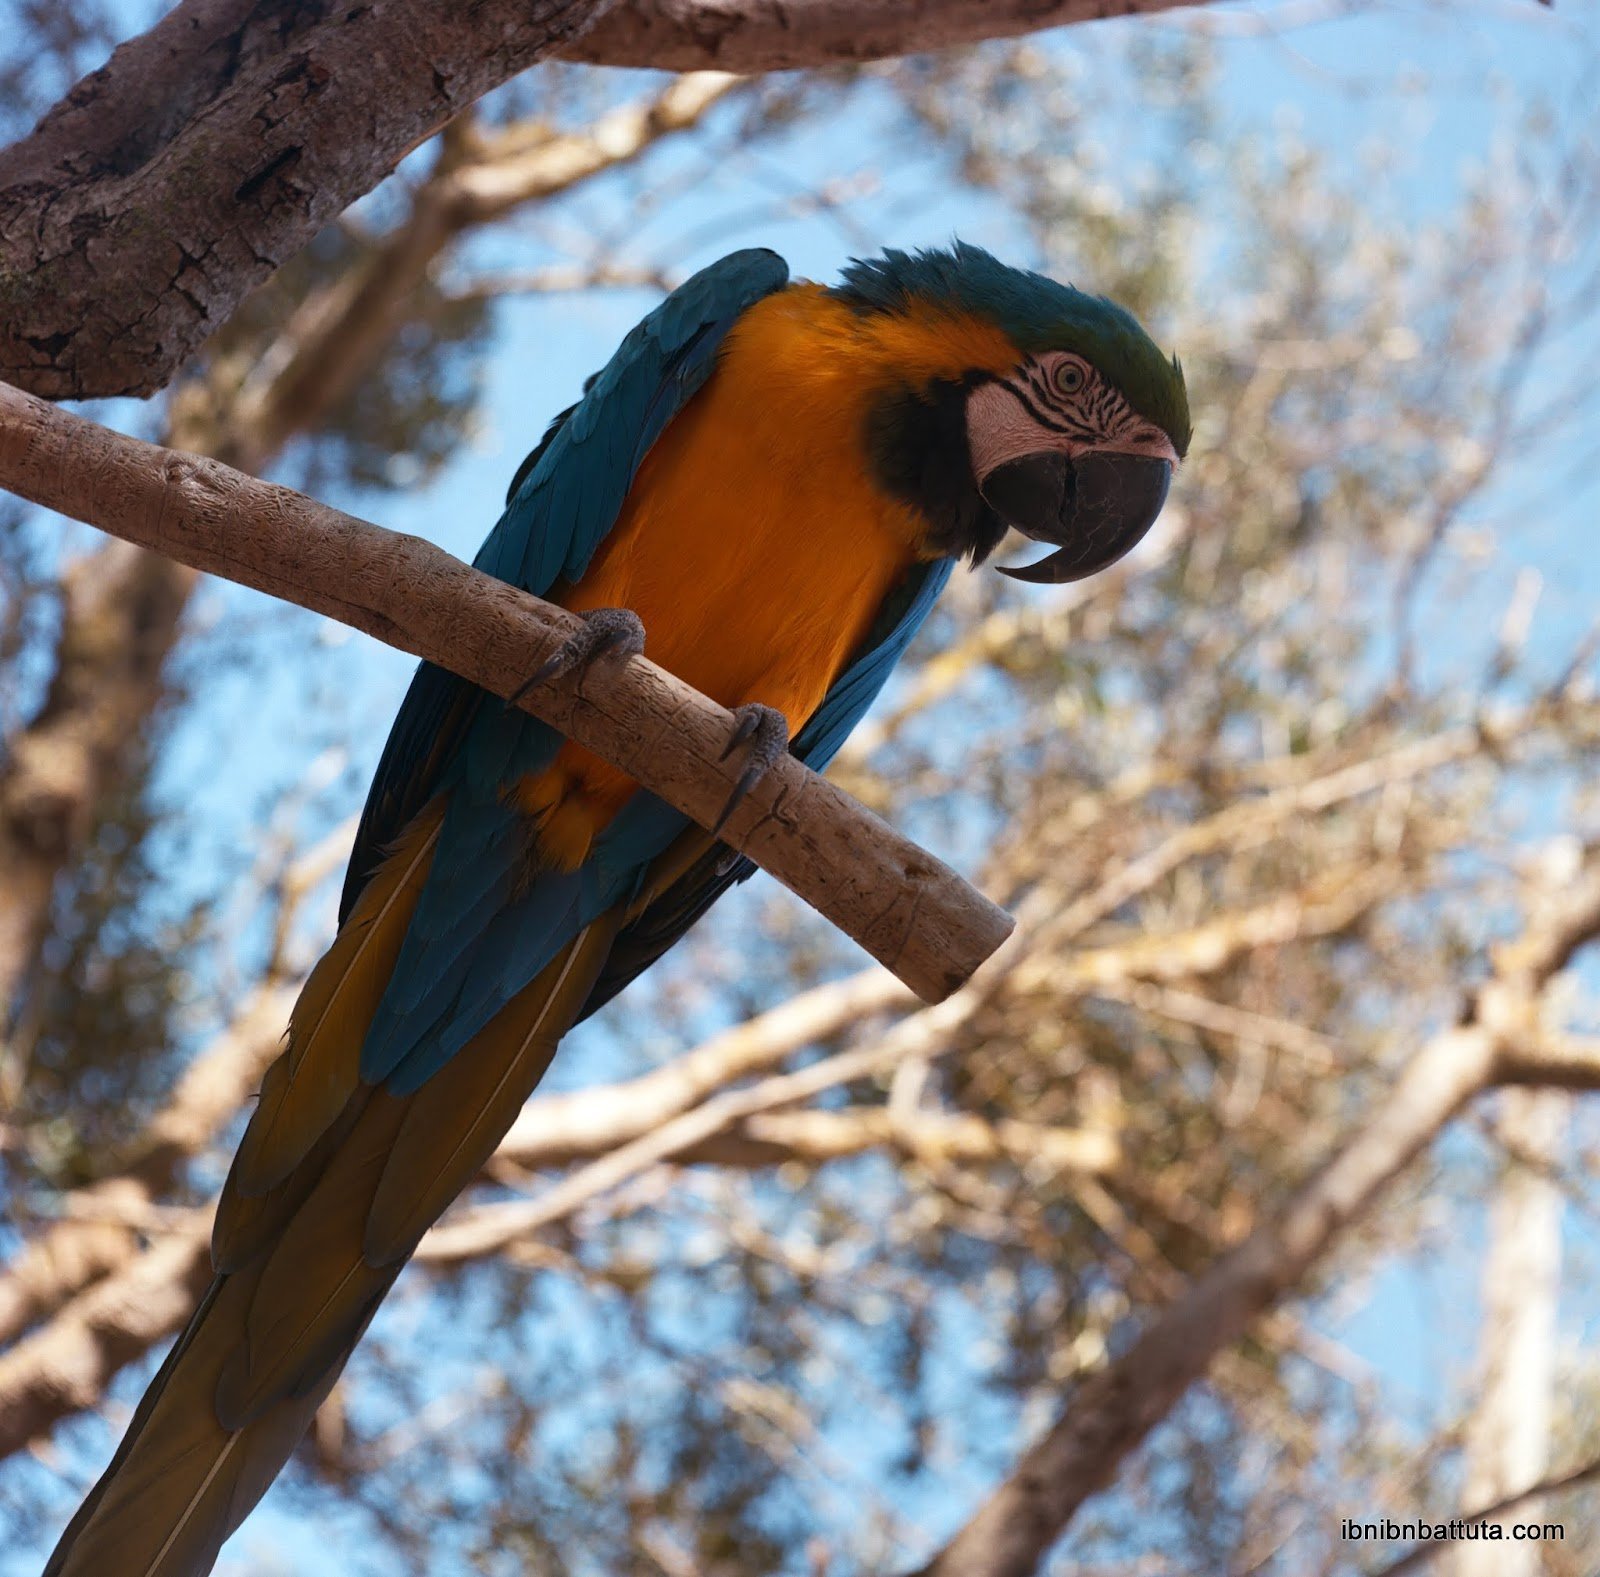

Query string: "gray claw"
[[713, 703, 789, 836], [511, 607, 645, 704]]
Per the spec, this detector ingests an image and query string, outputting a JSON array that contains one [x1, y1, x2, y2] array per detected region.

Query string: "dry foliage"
[[3, 8, 1600, 1577]]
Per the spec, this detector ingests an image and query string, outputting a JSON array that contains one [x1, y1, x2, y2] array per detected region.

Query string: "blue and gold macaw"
[[47, 243, 1189, 1577]]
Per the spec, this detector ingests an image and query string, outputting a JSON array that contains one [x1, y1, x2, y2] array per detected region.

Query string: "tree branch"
[[0, 543, 193, 1022], [0, 0, 606, 399], [1, 66, 739, 1030], [178, 70, 742, 472], [1366, 1454, 1600, 1577], [0, 382, 1011, 1002], [908, 852, 1600, 1577], [560, 0, 1204, 69], [426, 1104, 1117, 1264], [0, 0, 1218, 399]]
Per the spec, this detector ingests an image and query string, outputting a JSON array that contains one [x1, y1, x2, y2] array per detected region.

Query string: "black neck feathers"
[[864, 376, 1007, 565]]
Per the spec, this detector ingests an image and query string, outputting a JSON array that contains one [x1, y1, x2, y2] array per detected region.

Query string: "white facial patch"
[[966, 356, 1179, 485], [966, 378, 1055, 482]]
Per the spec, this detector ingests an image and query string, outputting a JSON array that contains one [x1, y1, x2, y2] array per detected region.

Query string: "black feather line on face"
[[1001, 376, 1076, 436], [864, 375, 1008, 565]]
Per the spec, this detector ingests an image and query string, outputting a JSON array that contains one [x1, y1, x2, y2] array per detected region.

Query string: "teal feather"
[[346, 248, 971, 1100], [831, 241, 1191, 457], [351, 250, 790, 1094]]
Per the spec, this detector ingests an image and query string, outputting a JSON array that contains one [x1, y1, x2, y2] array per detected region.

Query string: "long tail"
[[45, 803, 618, 1577]]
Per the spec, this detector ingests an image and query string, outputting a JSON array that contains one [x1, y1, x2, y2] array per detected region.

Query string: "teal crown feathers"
[[831, 242, 1191, 458]]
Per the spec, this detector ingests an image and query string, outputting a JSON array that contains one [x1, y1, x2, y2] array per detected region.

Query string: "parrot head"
[[836, 243, 1191, 582]]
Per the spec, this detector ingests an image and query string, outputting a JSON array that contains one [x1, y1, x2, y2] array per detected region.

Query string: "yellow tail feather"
[[230, 803, 442, 1198], [46, 806, 619, 1577]]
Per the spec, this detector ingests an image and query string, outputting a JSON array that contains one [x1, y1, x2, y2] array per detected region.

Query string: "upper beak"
[[981, 450, 1173, 584]]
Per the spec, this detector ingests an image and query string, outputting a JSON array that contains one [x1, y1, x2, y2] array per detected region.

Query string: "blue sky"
[[8, 1, 1600, 1572]]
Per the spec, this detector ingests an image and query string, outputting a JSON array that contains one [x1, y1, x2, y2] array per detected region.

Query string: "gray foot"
[[512, 607, 645, 703], [713, 702, 789, 835]]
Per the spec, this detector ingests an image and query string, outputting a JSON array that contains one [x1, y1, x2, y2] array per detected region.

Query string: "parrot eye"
[[1051, 358, 1088, 397]]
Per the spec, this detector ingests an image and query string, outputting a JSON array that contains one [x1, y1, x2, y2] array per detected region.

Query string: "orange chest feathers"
[[518, 285, 1019, 868]]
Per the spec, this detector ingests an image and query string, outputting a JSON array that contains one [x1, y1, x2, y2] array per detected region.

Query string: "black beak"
[[981, 451, 1173, 584]]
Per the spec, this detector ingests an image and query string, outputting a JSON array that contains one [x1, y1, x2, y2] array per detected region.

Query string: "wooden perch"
[[0, 380, 1012, 1001]]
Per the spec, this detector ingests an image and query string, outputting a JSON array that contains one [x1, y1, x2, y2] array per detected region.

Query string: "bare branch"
[[1367, 1455, 1600, 1577], [909, 851, 1600, 1577], [424, 953, 1021, 1263], [498, 964, 911, 1164], [1106, 981, 1343, 1071], [426, 1103, 1117, 1264], [1496, 1033, 1600, 1089], [0, 382, 1012, 1001]]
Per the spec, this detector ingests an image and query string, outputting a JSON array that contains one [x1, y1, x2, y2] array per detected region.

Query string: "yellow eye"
[[1052, 359, 1087, 396]]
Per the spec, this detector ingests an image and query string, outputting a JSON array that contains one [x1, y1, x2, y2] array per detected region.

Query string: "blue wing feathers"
[[354, 251, 790, 1092], [791, 557, 953, 770], [346, 247, 953, 1096], [575, 556, 956, 1020]]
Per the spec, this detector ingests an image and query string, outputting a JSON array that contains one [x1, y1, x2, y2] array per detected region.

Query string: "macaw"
[[46, 243, 1189, 1577]]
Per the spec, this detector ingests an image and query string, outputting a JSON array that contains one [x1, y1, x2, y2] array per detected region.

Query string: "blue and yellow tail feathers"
[[45, 811, 619, 1577]]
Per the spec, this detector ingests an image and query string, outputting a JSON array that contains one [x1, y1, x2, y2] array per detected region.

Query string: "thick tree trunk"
[[0, 545, 193, 1025], [0, 0, 1213, 399], [0, 0, 608, 399], [1455, 1089, 1566, 1577]]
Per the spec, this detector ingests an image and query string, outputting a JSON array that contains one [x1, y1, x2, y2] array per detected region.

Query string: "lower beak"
[[981, 451, 1173, 584]]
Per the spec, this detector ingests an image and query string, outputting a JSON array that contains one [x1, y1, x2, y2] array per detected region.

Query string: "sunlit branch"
[[0, 382, 1012, 1003]]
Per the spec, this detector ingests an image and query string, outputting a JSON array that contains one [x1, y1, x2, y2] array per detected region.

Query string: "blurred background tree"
[[3, 3, 1600, 1574]]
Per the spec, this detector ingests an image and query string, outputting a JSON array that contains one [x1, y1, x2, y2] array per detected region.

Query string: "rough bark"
[[0, 382, 1013, 1001], [561, 0, 1201, 71], [0, 0, 1216, 399], [0, 0, 604, 398], [0, 69, 739, 1036]]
